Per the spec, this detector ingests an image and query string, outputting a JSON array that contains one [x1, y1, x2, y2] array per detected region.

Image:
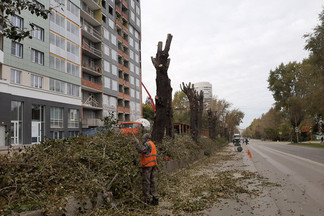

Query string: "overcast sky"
[[140, 0, 323, 129]]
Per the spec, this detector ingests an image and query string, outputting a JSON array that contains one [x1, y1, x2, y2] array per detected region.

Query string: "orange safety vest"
[[140, 141, 157, 167]]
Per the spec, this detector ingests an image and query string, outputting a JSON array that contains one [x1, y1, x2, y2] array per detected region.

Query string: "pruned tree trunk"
[[207, 109, 217, 140], [180, 82, 204, 143], [151, 34, 174, 142]]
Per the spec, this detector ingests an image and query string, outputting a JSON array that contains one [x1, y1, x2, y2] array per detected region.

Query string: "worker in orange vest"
[[133, 133, 159, 205]]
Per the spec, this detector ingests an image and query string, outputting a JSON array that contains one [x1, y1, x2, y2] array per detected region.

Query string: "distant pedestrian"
[[133, 133, 159, 205], [321, 136, 323, 144]]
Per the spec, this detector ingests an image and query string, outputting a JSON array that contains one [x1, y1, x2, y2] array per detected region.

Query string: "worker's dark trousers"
[[142, 166, 158, 201]]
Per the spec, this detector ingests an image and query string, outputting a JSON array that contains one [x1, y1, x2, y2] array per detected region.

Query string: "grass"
[[289, 142, 324, 148]]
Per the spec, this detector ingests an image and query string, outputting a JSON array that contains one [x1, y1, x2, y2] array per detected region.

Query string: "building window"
[[67, 41, 79, 57], [10, 69, 21, 84], [11, 41, 23, 58], [103, 28, 109, 40], [104, 44, 110, 56], [67, 20, 79, 36], [102, 14, 107, 23], [135, 41, 139, 51], [68, 109, 79, 128], [67, 83, 80, 97], [112, 65, 117, 76], [67, 0, 79, 17], [129, 37, 134, 47], [136, 5, 140, 16], [136, 17, 140, 27], [135, 66, 140, 75], [136, 78, 140, 87], [130, 89, 135, 98], [31, 24, 44, 41], [108, 18, 114, 29], [136, 91, 140, 99], [102, 0, 106, 9], [130, 11, 135, 22], [112, 80, 117, 91], [67, 62, 79, 77], [104, 76, 111, 89], [50, 54, 65, 72], [50, 32, 65, 50], [109, 5, 113, 15], [68, 131, 79, 137], [11, 15, 24, 29], [33, 0, 45, 9], [111, 50, 117, 61], [31, 74, 43, 88], [104, 60, 110, 72], [50, 107, 63, 128], [50, 131, 64, 139], [31, 49, 44, 65], [50, 78, 65, 94], [111, 34, 117, 46]]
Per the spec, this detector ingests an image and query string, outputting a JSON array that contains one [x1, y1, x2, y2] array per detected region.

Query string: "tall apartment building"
[[194, 82, 213, 105], [0, 0, 142, 146]]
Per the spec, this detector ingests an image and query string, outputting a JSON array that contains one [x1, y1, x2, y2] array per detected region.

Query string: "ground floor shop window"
[[50, 131, 63, 139], [11, 101, 23, 144], [68, 131, 79, 137], [68, 109, 79, 128], [50, 107, 63, 128], [31, 105, 45, 144]]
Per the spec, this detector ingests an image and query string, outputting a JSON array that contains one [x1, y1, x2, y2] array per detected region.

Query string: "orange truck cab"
[[120, 122, 143, 134]]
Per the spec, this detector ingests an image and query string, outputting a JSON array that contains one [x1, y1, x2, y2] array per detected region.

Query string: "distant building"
[[194, 82, 212, 105]]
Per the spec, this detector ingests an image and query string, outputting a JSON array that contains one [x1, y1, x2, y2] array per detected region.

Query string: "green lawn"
[[289, 142, 324, 148]]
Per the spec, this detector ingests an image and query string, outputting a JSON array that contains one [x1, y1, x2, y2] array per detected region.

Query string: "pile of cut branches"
[[0, 132, 225, 214]]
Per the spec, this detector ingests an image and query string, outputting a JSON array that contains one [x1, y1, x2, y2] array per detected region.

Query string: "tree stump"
[[180, 82, 204, 143], [151, 34, 174, 142]]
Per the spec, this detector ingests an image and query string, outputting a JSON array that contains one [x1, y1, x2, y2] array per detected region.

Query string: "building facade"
[[194, 82, 213, 105], [0, 0, 142, 146]]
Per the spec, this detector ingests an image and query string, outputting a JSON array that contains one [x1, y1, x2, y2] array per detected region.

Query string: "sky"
[[139, 0, 323, 129]]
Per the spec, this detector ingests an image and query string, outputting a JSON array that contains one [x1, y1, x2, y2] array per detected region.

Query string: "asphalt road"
[[247, 140, 324, 215]]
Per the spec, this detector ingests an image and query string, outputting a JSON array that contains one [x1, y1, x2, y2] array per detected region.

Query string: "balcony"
[[122, 0, 128, 8], [116, 5, 122, 15], [82, 118, 104, 128], [83, 0, 101, 10], [118, 49, 129, 61], [119, 92, 130, 100], [81, 2, 101, 26], [82, 78, 103, 92], [81, 23, 101, 43], [117, 106, 130, 113], [82, 42, 102, 59], [118, 35, 129, 47], [118, 78, 130, 87], [82, 95, 102, 109], [82, 63, 102, 76], [122, 12, 128, 21]]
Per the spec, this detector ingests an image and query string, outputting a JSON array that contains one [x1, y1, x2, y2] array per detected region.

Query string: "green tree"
[[268, 62, 307, 142], [0, 0, 52, 41], [172, 90, 190, 124], [304, 8, 324, 119], [142, 98, 154, 121]]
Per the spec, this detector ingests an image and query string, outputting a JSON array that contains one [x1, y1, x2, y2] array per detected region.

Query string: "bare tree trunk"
[[207, 109, 217, 140], [181, 82, 204, 143], [151, 34, 174, 142]]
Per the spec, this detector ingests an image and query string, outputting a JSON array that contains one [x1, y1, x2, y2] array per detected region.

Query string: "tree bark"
[[181, 82, 204, 143], [151, 34, 174, 142]]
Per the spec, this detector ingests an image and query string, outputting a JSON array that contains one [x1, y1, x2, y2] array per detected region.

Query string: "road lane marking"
[[254, 144, 324, 168]]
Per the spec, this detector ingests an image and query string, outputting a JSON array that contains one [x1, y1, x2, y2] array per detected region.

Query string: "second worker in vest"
[[133, 133, 159, 205]]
